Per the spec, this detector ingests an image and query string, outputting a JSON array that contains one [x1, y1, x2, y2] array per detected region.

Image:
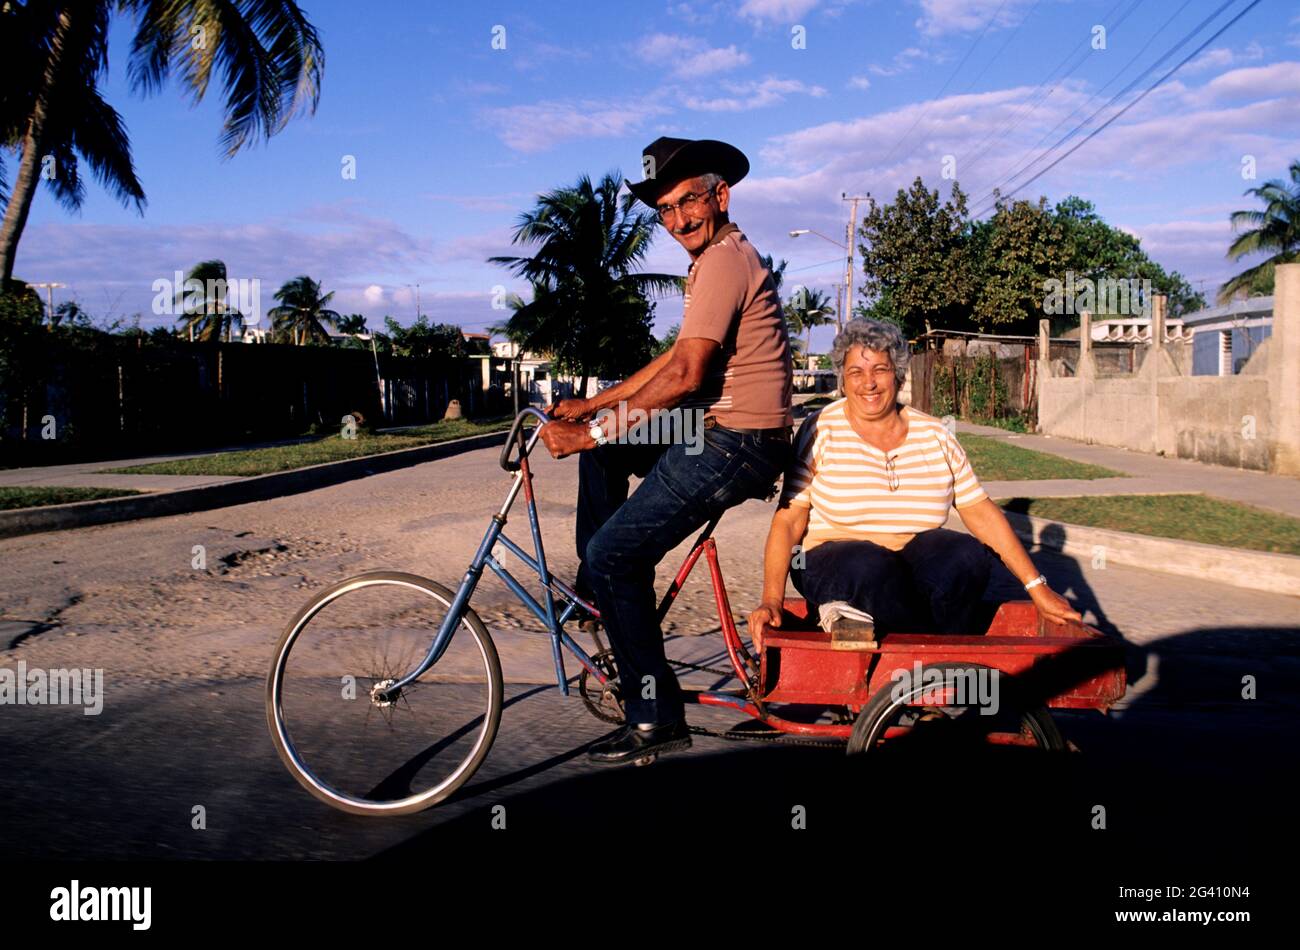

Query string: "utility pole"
[[842, 193, 870, 326], [30, 281, 65, 328], [406, 283, 422, 321]]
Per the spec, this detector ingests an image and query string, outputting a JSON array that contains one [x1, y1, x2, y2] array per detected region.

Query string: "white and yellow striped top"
[[780, 400, 988, 552]]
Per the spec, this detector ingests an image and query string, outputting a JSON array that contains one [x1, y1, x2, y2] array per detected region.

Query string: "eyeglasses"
[[655, 185, 719, 223], [884, 454, 899, 492]]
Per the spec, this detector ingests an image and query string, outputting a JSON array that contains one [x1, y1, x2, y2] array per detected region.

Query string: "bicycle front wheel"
[[266, 571, 503, 816]]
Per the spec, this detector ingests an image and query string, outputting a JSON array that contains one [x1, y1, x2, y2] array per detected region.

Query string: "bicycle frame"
[[381, 407, 761, 711]]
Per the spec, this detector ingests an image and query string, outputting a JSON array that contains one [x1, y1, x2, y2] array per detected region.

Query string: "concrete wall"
[[1036, 263, 1300, 476]]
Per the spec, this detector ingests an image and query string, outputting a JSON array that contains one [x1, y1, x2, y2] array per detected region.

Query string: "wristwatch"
[[1023, 574, 1047, 591], [588, 421, 609, 446]]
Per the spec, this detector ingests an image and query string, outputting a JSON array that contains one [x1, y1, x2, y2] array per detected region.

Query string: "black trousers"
[[790, 528, 992, 634]]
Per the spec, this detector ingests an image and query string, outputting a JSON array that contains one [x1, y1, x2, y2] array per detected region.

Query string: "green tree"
[[336, 313, 368, 335], [489, 172, 678, 394], [383, 315, 465, 360], [267, 276, 340, 346], [970, 196, 1069, 334], [1219, 159, 1300, 303], [0, 281, 46, 438], [1053, 196, 1204, 318], [857, 178, 974, 336], [0, 1, 323, 282], [651, 322, 680, 357]]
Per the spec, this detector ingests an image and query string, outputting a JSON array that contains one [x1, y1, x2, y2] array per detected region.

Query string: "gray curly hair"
[[830, 318, 910, 388]]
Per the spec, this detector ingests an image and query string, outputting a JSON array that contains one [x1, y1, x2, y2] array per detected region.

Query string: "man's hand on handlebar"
[[545, 397, 593, 422], [539, 419, 595, 459]]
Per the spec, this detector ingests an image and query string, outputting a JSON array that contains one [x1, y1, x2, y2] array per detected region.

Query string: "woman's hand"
[[1029, 584, 1082, 625], [747, 599, 785, 652]]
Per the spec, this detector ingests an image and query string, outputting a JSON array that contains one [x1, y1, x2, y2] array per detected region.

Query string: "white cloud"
[[727, 59, 1297, 285], [363, 284, 384, 304], [13, 203, 439, 328], [1184, 42, 1265, 75], [915, 0, 1036, 38], [868, 47, 929, 77], [481, 97, 671, 153], [635, 33, 750, 78], [1194, 61, 1300, 103], [738, 0, 821, 22], [848, 75, 871, 90], [681, 76, 827, 112]]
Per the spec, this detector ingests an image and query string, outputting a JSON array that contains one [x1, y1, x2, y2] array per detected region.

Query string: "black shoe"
[[587, 719, 692, 765]]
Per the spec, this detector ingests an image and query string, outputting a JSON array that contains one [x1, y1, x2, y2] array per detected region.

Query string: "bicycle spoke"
[[268, 573, 501, 815]]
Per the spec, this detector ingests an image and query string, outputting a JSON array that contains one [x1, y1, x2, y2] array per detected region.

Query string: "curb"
[[1001, 510, 1300, 598], [0, 430, 511, 540]]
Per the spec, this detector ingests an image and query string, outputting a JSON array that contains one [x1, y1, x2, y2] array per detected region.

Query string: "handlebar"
[[499, 407, 552, 472]]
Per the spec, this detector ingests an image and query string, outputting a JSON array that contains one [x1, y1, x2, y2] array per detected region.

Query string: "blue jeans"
[[790, 529, 992, 635], [576, 423, 791, 725]]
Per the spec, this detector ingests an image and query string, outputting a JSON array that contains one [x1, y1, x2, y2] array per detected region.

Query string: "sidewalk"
[[959, 421, 1300, 519], [0, 455, 244, 492], [0, 435, 324, 493], [0, 429, 512, 538]]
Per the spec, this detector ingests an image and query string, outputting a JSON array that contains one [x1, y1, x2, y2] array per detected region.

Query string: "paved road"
[[0, 442, 1296, 861]]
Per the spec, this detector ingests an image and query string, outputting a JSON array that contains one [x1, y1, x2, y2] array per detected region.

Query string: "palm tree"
[[759, 254, 788, 297], [267, 276, 340, 346], [336, 314, 368, 336], [489, 172, 680, 394], [1219, 159, 1300, 303], [0, 1, 323, 282], [784, 286, 835, 361], [175, 260, 235, 342]]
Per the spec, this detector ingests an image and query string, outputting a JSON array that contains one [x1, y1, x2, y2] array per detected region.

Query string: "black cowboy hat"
[[625, 136, 750, 207]]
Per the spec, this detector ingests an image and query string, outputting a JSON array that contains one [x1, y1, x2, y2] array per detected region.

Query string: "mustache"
[[672, 222, 701, 236]]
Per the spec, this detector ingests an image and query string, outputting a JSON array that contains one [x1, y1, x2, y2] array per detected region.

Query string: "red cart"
[[578, 515, 1127, 755]]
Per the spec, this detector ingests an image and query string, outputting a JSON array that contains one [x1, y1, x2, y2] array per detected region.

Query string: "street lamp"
[[30, 281, 65, 328], [788, 228, 844, 247]]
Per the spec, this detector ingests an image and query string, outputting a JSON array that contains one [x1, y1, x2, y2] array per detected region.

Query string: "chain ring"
[[577, 649, 625, 724]]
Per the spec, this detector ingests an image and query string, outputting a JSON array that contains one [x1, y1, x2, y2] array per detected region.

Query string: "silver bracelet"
[[1023, 574, 1047, 591]]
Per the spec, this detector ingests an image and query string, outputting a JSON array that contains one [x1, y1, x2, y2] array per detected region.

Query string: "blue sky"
[[15, 0, 1300, 353]]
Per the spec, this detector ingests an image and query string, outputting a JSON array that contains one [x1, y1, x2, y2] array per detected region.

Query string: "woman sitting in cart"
[[748, 318, 1080, 652]]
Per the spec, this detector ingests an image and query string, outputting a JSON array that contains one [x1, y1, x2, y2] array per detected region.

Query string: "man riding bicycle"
[[539, 136, 794, 765]]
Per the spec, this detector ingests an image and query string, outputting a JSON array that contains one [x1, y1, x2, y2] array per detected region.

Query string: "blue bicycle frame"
[[383, 408, 609, 698]]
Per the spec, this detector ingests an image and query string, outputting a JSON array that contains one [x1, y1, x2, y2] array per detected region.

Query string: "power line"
[[960, 0, 1139, 183], [951, 0, 1045, 100], [973, 0, 1232, 210], [787, 257, 846, 274], [876, 0, 1012, 174], [971, 0, 1195, 209], [971, 0, 1263, 219]]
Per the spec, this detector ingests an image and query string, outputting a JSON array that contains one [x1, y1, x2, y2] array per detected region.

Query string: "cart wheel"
[[847, 661, 1066, 754], [578, 649, 625, 724]]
